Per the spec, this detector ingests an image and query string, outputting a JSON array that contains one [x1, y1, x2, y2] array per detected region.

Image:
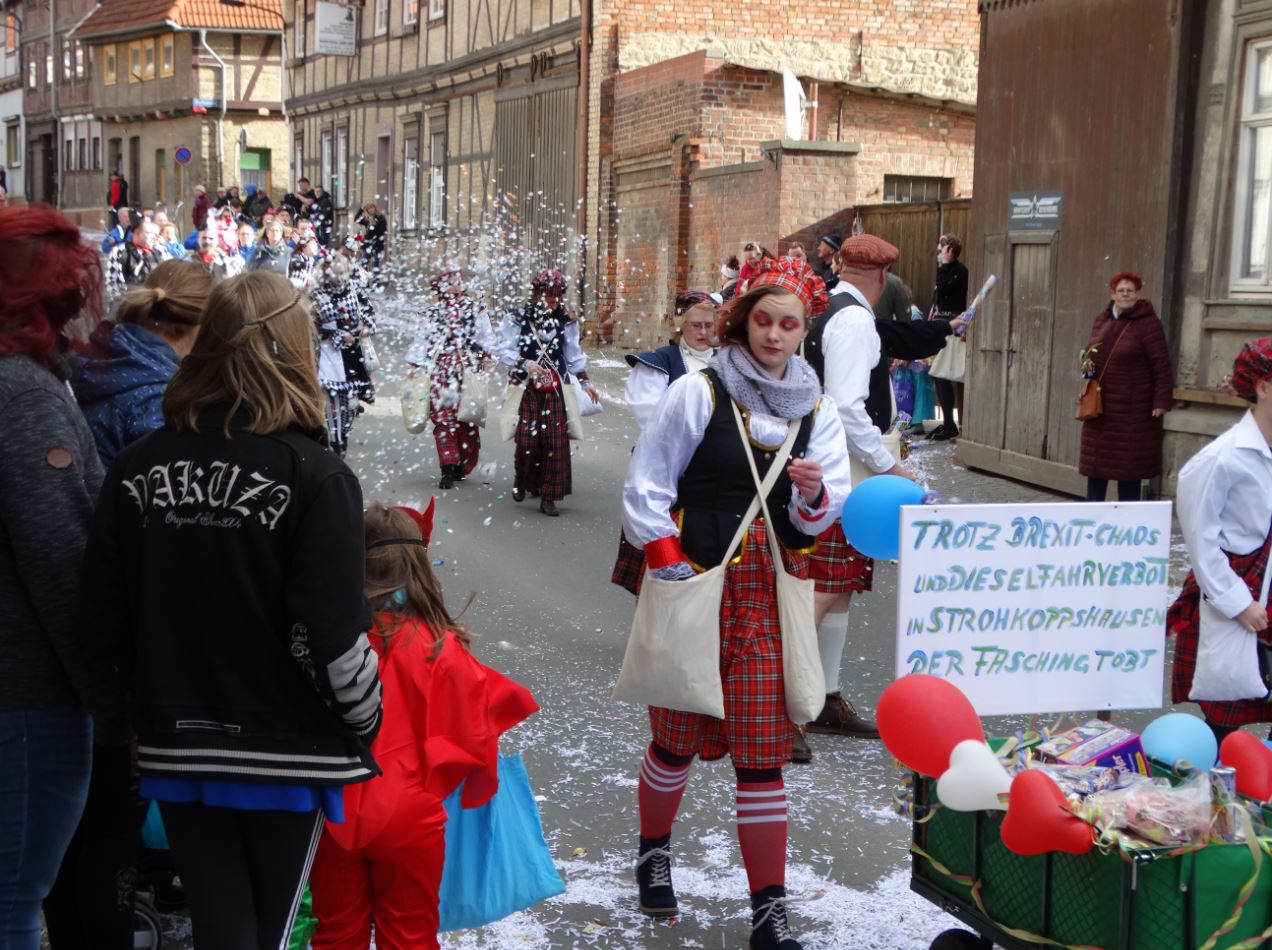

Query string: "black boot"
[[438, 465, 455, 490], [635, 834, 677, 917], [750, 885, 801, 949]]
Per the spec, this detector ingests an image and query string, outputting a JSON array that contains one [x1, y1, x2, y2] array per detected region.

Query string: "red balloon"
[[1220, 731, 1272, 802], [1000, 769, 1094, 856], [876, 674, 985, 777]]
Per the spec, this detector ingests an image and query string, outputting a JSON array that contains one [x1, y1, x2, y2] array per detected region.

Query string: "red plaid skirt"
[[1170, 531, 1272, 728], [808, 521, 874, 595], [649, 524, 810, 769], [611, 531, 645, 596], [514, 384, 572, 501]]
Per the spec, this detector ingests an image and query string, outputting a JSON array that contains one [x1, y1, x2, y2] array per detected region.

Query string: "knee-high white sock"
[[817, 614, 850, 695]]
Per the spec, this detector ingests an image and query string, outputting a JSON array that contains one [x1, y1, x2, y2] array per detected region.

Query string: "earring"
[[392, 588, 408, 606]]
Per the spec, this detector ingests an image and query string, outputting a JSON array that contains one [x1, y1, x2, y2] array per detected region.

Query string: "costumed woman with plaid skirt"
[[405, 270, 495, 490], [498, 269, 598, 517], [1170, 339, 1272, 744], [621, 258, 852, 949]]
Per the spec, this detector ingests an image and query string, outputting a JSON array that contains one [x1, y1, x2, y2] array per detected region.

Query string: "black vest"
[[805, 294, 894, 432], [675, 369, 817, 567], [512, 304, 571, 377]]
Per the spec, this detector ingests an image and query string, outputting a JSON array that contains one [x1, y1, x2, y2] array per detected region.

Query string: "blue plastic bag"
[[140, 800, 170, 851], [438, 754, 564, 932]]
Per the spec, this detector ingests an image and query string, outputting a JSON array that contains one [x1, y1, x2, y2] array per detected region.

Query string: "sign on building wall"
[[896, 502, 1171, 716], [1009, 190, 1063, 230], [315, 2, 358, 56]]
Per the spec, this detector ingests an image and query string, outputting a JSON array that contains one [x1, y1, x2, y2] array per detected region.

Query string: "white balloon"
[[936, 739, 1012, 812]]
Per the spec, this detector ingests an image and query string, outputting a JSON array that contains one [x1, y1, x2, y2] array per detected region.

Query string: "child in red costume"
[[309, 501, 539, 950]]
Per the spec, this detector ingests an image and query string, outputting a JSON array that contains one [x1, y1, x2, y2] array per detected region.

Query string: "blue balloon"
[[841, 475, 928, 560], [1140, 712, 1218, 771]]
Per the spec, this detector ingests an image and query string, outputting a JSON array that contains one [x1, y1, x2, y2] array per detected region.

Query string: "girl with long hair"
[[621, 258, 852, 949], [79, 271, 384, 950], [308, 503, 537, 950]]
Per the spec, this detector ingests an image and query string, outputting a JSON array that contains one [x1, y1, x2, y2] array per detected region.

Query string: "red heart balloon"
[[1220, 731, 1272, 802], [1000, 770, 1094, 856], [877, 674, 985, 777]]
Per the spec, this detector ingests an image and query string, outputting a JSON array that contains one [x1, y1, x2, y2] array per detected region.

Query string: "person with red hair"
[[1078, 270, 1174, 500], [0, 204, 115, 947]]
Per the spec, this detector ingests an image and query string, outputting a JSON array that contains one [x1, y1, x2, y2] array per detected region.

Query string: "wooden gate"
[[854, 199, 972, 314]]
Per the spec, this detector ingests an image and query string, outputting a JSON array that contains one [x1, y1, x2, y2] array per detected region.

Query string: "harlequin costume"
[[1169, 340, 1272, 737], [312, 273, 377, 456], [405, 271, 496, 488], [621, 258, 853, 949], [497, 269, 591, 515], [308, 506, 539, 950]]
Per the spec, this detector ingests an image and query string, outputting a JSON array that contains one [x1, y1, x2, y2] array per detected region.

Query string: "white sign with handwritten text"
[[896, 502, 1172, 716]]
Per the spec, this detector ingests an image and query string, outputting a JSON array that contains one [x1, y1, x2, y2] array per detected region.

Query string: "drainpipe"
[[49, 0, 57, 206], [575, 0, 590, 294], [197, 28, 227, 190]]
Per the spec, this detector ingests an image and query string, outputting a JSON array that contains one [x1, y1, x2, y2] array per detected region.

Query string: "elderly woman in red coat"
[[1078, 271, 1174, 500]]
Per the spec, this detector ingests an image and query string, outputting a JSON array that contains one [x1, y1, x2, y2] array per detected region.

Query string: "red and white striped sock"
[[736, 779, 787, 892], [638, 745, 692, 840]]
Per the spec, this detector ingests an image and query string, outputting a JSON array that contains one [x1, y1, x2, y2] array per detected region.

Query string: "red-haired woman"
[[622, 258, 852, 949], [0, 205, 115, 947], [1078, 271, 1174, 500], [498, 269, 597, 517]]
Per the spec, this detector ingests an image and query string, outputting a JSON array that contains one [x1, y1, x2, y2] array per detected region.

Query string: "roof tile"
[[79, 0, 282, 38]]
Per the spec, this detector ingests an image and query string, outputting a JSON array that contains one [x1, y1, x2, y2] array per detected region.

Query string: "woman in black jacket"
[[928, 233, 969, 440], [80, 271, 383, 950]]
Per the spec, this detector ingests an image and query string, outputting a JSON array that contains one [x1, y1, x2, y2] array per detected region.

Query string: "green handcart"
[[909, 775, 1272, 950]]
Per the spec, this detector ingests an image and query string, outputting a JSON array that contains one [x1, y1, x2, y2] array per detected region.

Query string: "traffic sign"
[[175, 147, 192, 165]]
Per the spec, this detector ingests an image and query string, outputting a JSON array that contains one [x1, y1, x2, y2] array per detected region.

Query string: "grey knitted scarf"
[[711, 343, 820, 420]]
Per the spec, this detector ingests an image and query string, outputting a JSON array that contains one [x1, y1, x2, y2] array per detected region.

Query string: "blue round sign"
[[174, 147, 192, 166]]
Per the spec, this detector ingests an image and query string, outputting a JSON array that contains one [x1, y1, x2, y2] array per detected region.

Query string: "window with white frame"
[[428, 0, 444, 21], [374, 0, 388, 36], [402, 132, 419, 229], [6, 121, 20, 168], [428, 128, 446, 227], [404, 0, 418, 24], [335, 125, 348, 208], [294, 134, 304, 188], [1233, 39, 1272, 292], [294, 0, 306, 58], [321, 130, 333, 195]]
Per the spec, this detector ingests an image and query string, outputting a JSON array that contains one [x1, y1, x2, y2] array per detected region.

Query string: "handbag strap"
[[1095, 321, 1133, 384], [729, 402, 802, 573]]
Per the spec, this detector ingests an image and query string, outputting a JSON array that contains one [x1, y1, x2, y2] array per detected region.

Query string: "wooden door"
[[1002, 233, 1059, 457]]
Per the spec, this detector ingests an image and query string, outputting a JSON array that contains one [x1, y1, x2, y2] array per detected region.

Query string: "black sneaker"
[[438, 466, 455, 490], [750, 885, 801, 949], [636, 835, 678, 917]]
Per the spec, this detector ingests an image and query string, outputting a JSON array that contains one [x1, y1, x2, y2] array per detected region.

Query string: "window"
[[45, 48, 52, 84], [428, 0, 444, 21], [129, 41, 141, 82], [160, 35, 174, 77], [428, 128, 446, 227], [241, 147, 271, 195], [64, 134, 74, 171], [404, 0, 418, 25], [293, 134, 304, 187], [883, 174, 953, 203], [75, 40, 86, 79], [402, 131, 419, 229], [374, 0, 388, 36], [6, 121, 21, 168], [4, 14, 16, 53], [105, 44, 117, 85], [92, 135, 101, 170], [335, 125, 348, 208], [61, 37, 72, 80], [1233, 40, 1272, 292], [27, 58, 35, 89], [143, 39, 155, 80], [156, 148, 166, 205], [320, 129, 332, 193], [78, 134, 87, 171], [294, 0, 306, 59]]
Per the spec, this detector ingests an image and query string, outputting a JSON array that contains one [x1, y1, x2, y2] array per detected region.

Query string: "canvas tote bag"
[[612, 417, 800, 718], [1189, 551, 1272, 702], [928, 337, 966, 382], [733, 403, 824, 724], [497, 383, 523, 442], [456, 368, 491, 427]]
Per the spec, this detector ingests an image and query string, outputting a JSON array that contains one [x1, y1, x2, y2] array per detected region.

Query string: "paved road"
[[152, 321, 1195, 950]]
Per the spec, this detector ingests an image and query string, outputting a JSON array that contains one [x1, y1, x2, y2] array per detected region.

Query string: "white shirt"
[[823, 281, 894, 473], [623, 344, 715, 431], [623, 370, 852, 548], [1176, 410, 1272, 618]]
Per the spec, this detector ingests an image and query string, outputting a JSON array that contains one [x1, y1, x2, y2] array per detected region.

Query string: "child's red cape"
[[327, 617, 539, 850]]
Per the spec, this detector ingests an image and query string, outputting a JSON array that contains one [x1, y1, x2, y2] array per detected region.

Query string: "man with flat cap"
[[798, 234, 967, 759], [812, 234, 841, 290]]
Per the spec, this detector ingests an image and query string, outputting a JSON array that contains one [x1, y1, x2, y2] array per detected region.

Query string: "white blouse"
[[622, 345, 714, 431], [497, 316, 588, 377], [1176, 410, 1272, 618], [622, 370, 853, 549]]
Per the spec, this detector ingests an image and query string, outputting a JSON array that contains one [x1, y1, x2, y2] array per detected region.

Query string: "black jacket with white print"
[[80, 406, 382, 785]]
